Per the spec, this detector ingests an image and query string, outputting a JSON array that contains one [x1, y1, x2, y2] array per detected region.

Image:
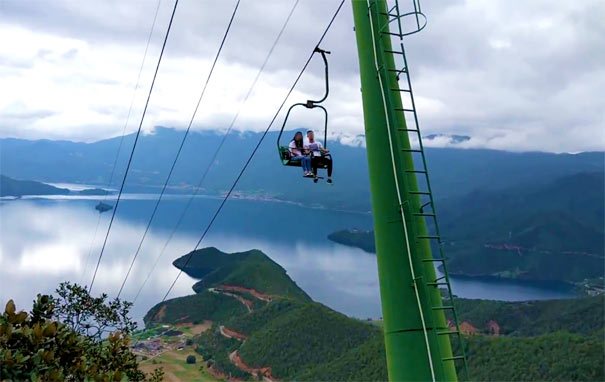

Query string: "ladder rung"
[[432, 305, 455, 310], [401, 149, 422, 153], [427, 282, 449, 286], [410, 191, 430, 195], [405, 170, 427, 174], [391, 88, 411, 92], [434, 275, 446, 282], [422, 257, 446, 263], [418, 235, 440, 239], [384, 49, 404, 55], [388, 69, 408, 74], [397, 128, 419, 132], [443, 356, 466, 362], [381, 31, 402, 37], [437, 330, 459, 336], [395, 108, 415, 112], [413, 213, 435, 217]]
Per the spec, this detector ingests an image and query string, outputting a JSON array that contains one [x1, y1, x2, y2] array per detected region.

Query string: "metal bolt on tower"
[[351, 0, 469, 381]]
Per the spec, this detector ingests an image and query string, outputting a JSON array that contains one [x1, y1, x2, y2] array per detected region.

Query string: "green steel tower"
[[351, 1, 469, 381]]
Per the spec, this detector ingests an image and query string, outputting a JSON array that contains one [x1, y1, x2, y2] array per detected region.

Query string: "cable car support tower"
[[351, 0, 469, 380]]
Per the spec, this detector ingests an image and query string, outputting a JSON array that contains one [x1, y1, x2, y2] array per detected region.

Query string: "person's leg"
[[291, 155, 306, 174], [303, 156, 311, 173]]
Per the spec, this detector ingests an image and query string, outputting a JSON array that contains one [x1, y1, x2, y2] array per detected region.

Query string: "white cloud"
[[0, 0, 603, 152]]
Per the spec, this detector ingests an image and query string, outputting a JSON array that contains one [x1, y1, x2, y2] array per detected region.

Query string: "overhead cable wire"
[[131, 0, 301, 304], [159, 0, 345, 303], [116, 0, 243, 299], [80, 0, 163, 286], [88, 0, 180, 293]]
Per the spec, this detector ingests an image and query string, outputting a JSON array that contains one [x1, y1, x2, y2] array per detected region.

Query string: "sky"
[[1, 0, 604, 152]]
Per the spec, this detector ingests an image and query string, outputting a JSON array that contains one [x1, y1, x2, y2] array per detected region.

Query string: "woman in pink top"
[[289, 131, 312, 177]]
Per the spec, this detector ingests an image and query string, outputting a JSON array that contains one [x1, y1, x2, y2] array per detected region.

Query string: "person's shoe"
[[327, 178, 333, 184], [313, 177, 319, 183]]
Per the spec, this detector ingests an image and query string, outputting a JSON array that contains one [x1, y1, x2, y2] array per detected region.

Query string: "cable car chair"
[[277, 47, 331, 181]]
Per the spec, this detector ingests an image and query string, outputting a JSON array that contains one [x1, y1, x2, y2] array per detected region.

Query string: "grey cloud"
[[0, 0, 603, 152]]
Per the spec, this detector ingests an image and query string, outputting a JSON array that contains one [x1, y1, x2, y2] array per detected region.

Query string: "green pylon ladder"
[[352, 0, 470, 380]]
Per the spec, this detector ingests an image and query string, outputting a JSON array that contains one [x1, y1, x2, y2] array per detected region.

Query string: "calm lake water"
[[0, 193, 576, 324]]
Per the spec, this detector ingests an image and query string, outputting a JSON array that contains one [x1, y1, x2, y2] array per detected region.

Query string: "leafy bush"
[[186, 355, 196, 364], [0, 283, 162, 382]]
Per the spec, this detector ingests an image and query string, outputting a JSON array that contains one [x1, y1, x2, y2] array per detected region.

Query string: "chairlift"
[[277, 47, 332, 182]]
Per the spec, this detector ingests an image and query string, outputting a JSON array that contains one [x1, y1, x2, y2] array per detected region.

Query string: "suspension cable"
[[159, 0, 345, 303], [116, 0, 243, 299], [131, 0, 302, 303], [88, 0, 180, 293], [80, 0, 163, 286]]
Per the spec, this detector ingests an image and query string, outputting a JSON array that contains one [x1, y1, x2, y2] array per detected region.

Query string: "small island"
[[95, 202, 113, 213]]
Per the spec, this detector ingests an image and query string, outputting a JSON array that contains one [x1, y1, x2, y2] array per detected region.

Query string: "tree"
[[0, 282, 163, 382]]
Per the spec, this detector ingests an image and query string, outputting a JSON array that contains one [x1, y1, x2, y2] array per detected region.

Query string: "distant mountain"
[[327, 172, 605, 283], [0, 175, 111, 197], [144, 247, 604, 381], [0, 175, 70, 197], [1, 127, 603, 211]]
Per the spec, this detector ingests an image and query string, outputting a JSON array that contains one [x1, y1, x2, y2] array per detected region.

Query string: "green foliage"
[[296, 333, 388, 381], [237, 301, 379, 378], [186, 355, 196, 364], [464, 331, 605, 381], [144, 290, 247, 325], [195, 327, 248, 380], [225, 298, 300, 335], [173, 247, 310, 301], [452, 296, 604, 336], [54, 282, 137, 340], [0, 287, 161, 382]]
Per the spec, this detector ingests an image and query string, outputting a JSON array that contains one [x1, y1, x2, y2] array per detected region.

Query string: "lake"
[[0, 193, 577, 323]]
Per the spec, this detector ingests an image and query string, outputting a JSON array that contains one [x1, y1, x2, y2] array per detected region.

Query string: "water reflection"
[[0, 196, 576, 325]]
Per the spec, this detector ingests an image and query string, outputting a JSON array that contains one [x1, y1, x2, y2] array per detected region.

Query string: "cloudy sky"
[[1, 0, 603, 152]]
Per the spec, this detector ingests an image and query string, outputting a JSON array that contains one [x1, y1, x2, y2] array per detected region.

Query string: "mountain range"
[[1, 127, 603, 211]]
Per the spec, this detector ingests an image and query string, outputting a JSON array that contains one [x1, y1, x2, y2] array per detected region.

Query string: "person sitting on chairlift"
[[289, 131, 313, 177], [305, 130, 333, 184]]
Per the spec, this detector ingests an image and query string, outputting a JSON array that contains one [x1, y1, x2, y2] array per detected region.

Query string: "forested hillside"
[[173, 247, 310, 301], [143, 247, 605, 381], [328, 172, 605, 283]]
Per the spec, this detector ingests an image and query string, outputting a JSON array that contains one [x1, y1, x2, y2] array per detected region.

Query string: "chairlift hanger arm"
[[307, 46, 330, 106]]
